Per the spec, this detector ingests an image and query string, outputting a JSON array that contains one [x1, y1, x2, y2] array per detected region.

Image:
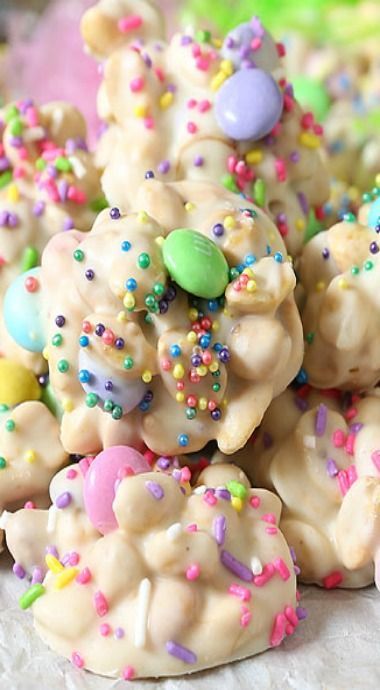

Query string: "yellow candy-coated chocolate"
[[0, 359, 41, 407]]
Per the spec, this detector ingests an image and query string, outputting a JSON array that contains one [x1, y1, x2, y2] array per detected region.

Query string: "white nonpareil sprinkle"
[[251, 556, 263, 576], [193, 485, 207, 495], [134, 578, 152, 649], [166, 523, 182, 541], [69, 156, 86, 179]]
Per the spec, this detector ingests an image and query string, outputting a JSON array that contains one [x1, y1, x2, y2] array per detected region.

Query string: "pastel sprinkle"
[[19, 584, 45, 609], [213, 514, 226, 545], [94, 590, 109, 617], [315, 404, 327, 436], [145, 480, 164, 500], [166, 640, 197, 664], [220, 550, 253, 582]]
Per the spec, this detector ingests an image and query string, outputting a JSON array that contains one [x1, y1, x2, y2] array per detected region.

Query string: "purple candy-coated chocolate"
[[220, 549, 253, 582]]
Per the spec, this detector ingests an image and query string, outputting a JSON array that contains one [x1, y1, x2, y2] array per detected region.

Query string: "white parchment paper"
[[1, 553, 379, 690]]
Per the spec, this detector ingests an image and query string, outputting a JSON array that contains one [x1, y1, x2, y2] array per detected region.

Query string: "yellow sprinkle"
[[287, 254, 293, 264], [211, 37, 222, 48], [299, 132, 320, 149], [208, 361, 219, 373], [222, 398, 228, 408], [187, 330, 197, 343], [155, 235, 165, 247], [196, 365, 208, 377], [198, 397, 208, 411], [247, 280, 257, 293], [231, 496, 243, 512], [117, 310, 127, 322], [45, 554, 64, 574], [62, 398, 74, 413], [123, 293, 136, 310], [160, 91, 174, 109], [185, 202, 195, 212], [142, 370, 152, 383], [296, 218, 306, 231], [137, 210, 149, 223], [375, 173, 380, 187], [188, 308, 198, 322], [220, 59, 233, 76], [223, 308, 230, 317], [211, 320, 219, 332], [211, 71, 227, 91], [24, 450, 36, 464], [315, 281, 326, 292], [338, 278, 349, 289], [176, 392, 185, 403], [245, 149, 263, 165], [54, 567, 79, 590], [42, 347, 49, 361], [7, 183, 20, 203], [242, 267, 254, 278], [133, 104, 148, 118], [224, 215, 236, 230], [173, 364, 185, 380]]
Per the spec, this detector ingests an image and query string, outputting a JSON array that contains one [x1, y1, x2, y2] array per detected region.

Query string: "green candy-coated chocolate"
[[163, 229, 229, 299]]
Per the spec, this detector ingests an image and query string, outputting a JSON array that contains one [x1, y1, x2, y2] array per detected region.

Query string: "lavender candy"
[[145, 480, 164, 500], [220, 549, 253, 582], [315, 403, 328, 436], [13, 563, 26, 579], [166, 640, 197, 664], [55, 491, 72, 509], [213, 514, 227, 546]]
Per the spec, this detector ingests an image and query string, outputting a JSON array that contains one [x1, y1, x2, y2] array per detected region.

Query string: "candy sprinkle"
[[145, 480, 164, 500], [220, 550, 253, 582], [166, 640, 197, 664], [19, 583, 45, 609]]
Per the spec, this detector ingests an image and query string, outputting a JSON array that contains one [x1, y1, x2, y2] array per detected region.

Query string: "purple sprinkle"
[[294, 565, 301, 575], [350, 422, 363, 434], [65, 138, 76, 156], [0, 156, 10, 171], [225, 36, 235, 49], [218, 347, 230, 363], [157, 456, 170, 470], [289, 151, 300, 163], [220, 549, 253, 582], [326, 458, 338, 477], [114, 627, 125, 639], [58, 179, 69, 202], [95, 323, 105, 336], [213, 515, 226, 545], [104, 380, 113, 391], [290, 546, 297, 563], [251, 15, 264, 37], [63, 217, 75, 231], [370, 242, 379, 254], [263, 432, 273, 449], [46, 545, 59, 559], [158, 160, 170, 175], [193, 155, 204, 167], [315, 403, 327, 436], [114, 338, 125, 349], [181, 35, 193, 46], [276, 212, 287, 224], [55, 314, 65, 328], [296, 606, 308, 620], [297, 191, 309, 216], [145, 480, 164, 500], [322, 247, 330, 260], [212, 223, 224, 237], [110, 207, 120, 220], [7, 212, 19, 228], [55, 491, 72, 509], [166, 83, 177, 93], [142, 52, 152, 68], [46, 164, 58, 179], [172, 468, 182, 483], [13, 563, 26, 579], [33, 200, 46, 217], [10, 136, 22, 148], [0, 210, 9, 226], [31, 567, 44, 585], [144, 170, 155, 180], [61, 552, 71, 567], [294, 396, 309, 412], [166, 640, 197, 664], [85, 269, 95, 281], [215, 488, 230, 501]]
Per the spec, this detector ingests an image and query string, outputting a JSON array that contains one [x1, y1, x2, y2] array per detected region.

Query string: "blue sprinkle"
[[121, 241, 131, 252], [207, 299, 219, 312], [78, 369, 91, 383], [274, 252, 283, 263], [126, 278, 137, 291], [213, 342, 223, 352], [295, 367, 308, 385], [170, 344, 182, 357], [79, 335, 89, 347], [178, 434, 189, 447], [244, 253, 256, 266]]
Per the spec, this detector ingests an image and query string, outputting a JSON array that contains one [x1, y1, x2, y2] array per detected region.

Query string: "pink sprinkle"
[[344, 406, 358, 421], [187, 98, 197, 109], [69, 552, 80, 566], [227, 155, 238, 173], [144, 116, 155, 129], [76, 567, 92, 585], [347, 464, 358, 486], [284, 605, 299, 627], [275, 159, 287, 182], [99, 623, 111, 637], [161, 358, 172, 371], [270, 613, 287, 647], [130, 76, 144, 92], [143, 449, 156, 464], [253, 563, 275, 587], [94, 591, 109, 617], [345, 433, 355, 456], [249, 495, 261, 509], [332, 429, 346, 448], [66, 468, 78, 480], [186, 523, 198, 532], [78, 456, 93, 476], [313, 123, 323, 136], [273, 558, 290, 581], [261, 513, 277, 525], [250, 37, 262, 51], [196, 56, 210, 71], [276, 42, 286, 57], [187, 122, 198, 134], [181, 467, 191, 482], [301, 112, 314, 129], [192, 44, 201, 58], [154, 67, 165, 82], [26, 106, 39, 127], [228, 583, 252, 602], [265, 526, 278, 535], [323, 571, 343, 589], [122, 666, 135, 680], [67, 186, 87, 204], [71, 651, 84, 668], [118, 15, 143, 33], [13, 166, 26, 179], [203, 490, 217, 506], [186, 563, 201, 581], [337, 469, 350, 496], [371, 450, 380, 473], [240, 605, 252, 627], [24, 501, 36, 510], [198, 99, 211, 113]]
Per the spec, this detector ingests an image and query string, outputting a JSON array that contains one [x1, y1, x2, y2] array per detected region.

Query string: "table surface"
[[0, 553, 379, 690]]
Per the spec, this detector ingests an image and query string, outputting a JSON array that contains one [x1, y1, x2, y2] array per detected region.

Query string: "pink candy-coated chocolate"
[[83, 446, 150, 534]]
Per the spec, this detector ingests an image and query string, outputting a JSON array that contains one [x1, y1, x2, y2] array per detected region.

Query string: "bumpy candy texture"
[[299, 193, 380, 390], [0, 99, 102, 372], [31, 179, 303, 456], [216, 387, 380, 590], [6, 457, 298, 678], [82, 0, 329, 257]]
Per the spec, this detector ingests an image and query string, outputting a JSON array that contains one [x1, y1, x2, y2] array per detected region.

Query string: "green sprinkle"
[[227, 480, 248, 500], [89, 196, 108, 213], [73, 249, 84, 262], [364, 260, 374, 271], [196, 29, 211, 43], [112, 405, 123, 420], [0, 170, 12, 189], [19, 584, 46, 610], [144, 314, 153, 325], [138, 252, 150, 269], [305, 332, 314, 344], [103, 400, 114, 413], [52, 334, 63, 347], [35, 158, 46, 172], [86, 392, 99, 408], [343, 212, 356, 223], [351, 265, 360, 275], [253, 178, 266, 207], [229, 267, 240, 281], [186, 407, 197, 420], [5, 104, 19, 123], [5, 419, 15, 432], [123, 356, 134, 370], [153, 282, 165, 297], [0, 404, 9, 413], [21, 246, 39, 273], [221, 173, 238, 193], [362, 192, 373, 204], [212, 369, 221, 377], [145, 294, 156, 310], [57, 359, 69, 373], [55, 156, 72, 173], [10, 117, 24, 137], [212, 383, 221, 392], [0, 457, 7, 469]]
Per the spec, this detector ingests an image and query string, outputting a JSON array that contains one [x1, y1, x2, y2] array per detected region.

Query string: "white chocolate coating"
[[0, 401, 68, 551], [83, 0, 329, 257], [299, 217, 380, 390], [217, 388, 380, 589], [40, 179, 303, 456], [6, 463, 298, 678]]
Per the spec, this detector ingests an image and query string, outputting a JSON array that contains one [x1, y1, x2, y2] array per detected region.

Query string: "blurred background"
[[0, 0, 379, 203]]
